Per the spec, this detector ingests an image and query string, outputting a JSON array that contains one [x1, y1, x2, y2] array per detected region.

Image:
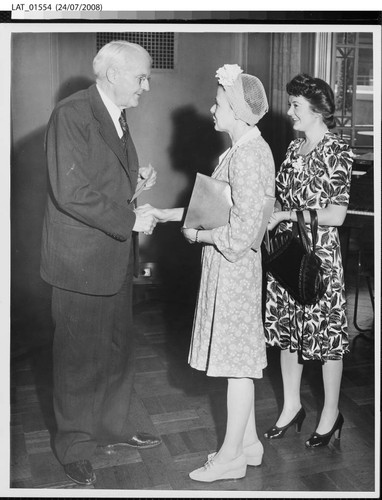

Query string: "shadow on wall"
[[265, 109, 295, 171], [11, 77, 93, 355], [168, 104, 225, 202], [11, 125, 52, 352], [150, 105, 225, 305], [55, 76, 94, 103]]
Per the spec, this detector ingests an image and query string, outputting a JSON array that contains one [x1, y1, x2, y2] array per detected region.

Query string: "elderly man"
[[40, 41, 161, 485]]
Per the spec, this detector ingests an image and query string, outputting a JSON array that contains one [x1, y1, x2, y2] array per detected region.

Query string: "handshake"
[[131, 164, 159, 236], [133, 204, 165, 236], [133, 203, 187, 235], [134, 204, 196, 244], [131, 165, 197, 243]]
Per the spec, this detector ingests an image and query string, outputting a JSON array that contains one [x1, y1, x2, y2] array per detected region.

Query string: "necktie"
[[119, 110, 128, 145]]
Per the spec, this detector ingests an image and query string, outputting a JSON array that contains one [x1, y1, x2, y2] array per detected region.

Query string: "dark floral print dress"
[[264, 132, 354, 362]]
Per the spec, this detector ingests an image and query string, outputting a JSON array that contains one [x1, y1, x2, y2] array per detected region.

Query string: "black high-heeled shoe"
[[305, 412, 344, 448], [264, 407, 306, 439]]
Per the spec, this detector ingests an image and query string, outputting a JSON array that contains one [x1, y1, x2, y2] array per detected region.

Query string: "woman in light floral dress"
[[137, 64, 275, 482], [263, 74, 354, 449], [184, 65, 274, 483]]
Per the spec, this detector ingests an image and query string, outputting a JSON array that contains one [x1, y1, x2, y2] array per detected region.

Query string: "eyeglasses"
[[137, 75, 151, 86]]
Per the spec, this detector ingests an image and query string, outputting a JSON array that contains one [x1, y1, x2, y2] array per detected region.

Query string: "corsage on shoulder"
[[293, 156, 306, 172]]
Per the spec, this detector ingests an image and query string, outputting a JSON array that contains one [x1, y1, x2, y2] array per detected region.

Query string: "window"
[[332, 32, 373, 151]]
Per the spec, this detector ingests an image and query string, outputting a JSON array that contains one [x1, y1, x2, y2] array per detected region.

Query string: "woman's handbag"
[[263, 210, 326, 305]]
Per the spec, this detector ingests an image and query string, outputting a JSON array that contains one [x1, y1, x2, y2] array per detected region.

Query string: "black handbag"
[[263, 210, 326, 305]]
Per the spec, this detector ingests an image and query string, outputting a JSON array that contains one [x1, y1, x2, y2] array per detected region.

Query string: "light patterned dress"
[[188, 127, 275, 378], [264, 132, 354, 362]]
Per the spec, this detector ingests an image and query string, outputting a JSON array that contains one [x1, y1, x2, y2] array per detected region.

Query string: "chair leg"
[[353, 254, 361, 330], [353, 252, 374, 340], [366, 276, 374, 312]]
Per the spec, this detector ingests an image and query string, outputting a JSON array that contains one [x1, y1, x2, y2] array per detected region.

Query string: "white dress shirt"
[[96, 84, 124, 139]]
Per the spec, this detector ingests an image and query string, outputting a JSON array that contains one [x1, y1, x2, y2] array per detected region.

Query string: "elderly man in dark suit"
[[40, 40, 161, 485]]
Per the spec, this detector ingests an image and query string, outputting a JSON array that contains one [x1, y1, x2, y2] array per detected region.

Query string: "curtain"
[[269, 33, 303, 169]]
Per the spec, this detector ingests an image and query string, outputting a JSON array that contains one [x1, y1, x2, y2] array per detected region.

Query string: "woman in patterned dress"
[[263, 74, 354, 448], [137, 65, 275, 481]]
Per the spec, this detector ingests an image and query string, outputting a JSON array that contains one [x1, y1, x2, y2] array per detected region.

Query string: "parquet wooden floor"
[[9, 255, 377, 495]]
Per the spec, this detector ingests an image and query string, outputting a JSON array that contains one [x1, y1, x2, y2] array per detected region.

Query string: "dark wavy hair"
[[286, 73, 336, 129]]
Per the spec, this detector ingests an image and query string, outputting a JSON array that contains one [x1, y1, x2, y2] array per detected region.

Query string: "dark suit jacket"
[[41, 84, 139, 295]]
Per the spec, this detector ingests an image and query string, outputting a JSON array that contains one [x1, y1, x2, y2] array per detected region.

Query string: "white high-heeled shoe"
[[189, 453, 247, 482], [208, 441, 264, 467]]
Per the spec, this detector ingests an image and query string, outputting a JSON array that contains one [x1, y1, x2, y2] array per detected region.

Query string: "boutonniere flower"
[[215, 64, 243, 87]]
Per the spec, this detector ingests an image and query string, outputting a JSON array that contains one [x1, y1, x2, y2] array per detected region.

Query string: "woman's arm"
[[182, 227, 214, 245], [269, 137, 353, 231], [210, 144, 274, 262], [268, 204, 348, 230], [135, 204, 185, 223], [136, 206, 215, 245]]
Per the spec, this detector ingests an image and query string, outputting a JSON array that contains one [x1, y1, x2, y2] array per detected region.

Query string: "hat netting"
[[242, 74, 269, 120], [224, 73, 269, 125]]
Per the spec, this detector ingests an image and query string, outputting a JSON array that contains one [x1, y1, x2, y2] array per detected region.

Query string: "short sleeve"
[[325, 139, 354, 205]]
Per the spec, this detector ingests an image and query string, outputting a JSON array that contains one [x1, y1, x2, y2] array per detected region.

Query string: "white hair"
[[93, 40, 152, 81]]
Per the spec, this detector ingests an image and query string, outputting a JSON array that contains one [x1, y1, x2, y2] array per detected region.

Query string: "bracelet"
[[195, 230, 199, 243]]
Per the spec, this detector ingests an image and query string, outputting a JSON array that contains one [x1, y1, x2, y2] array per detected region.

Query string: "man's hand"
[[133, 211, 157, 235]]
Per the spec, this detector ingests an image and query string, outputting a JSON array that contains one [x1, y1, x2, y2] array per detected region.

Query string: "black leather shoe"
[[64, 460, 96, 485], [305, 412, 344, 448], [114, 431, 162, 449], [264, 407, 306, 439]]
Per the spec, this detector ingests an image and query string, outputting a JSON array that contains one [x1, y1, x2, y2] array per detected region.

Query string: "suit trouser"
[[51, 258, 136, 465]]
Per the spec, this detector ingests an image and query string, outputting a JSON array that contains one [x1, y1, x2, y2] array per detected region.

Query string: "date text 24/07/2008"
[[11, 3, 102, 11]]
